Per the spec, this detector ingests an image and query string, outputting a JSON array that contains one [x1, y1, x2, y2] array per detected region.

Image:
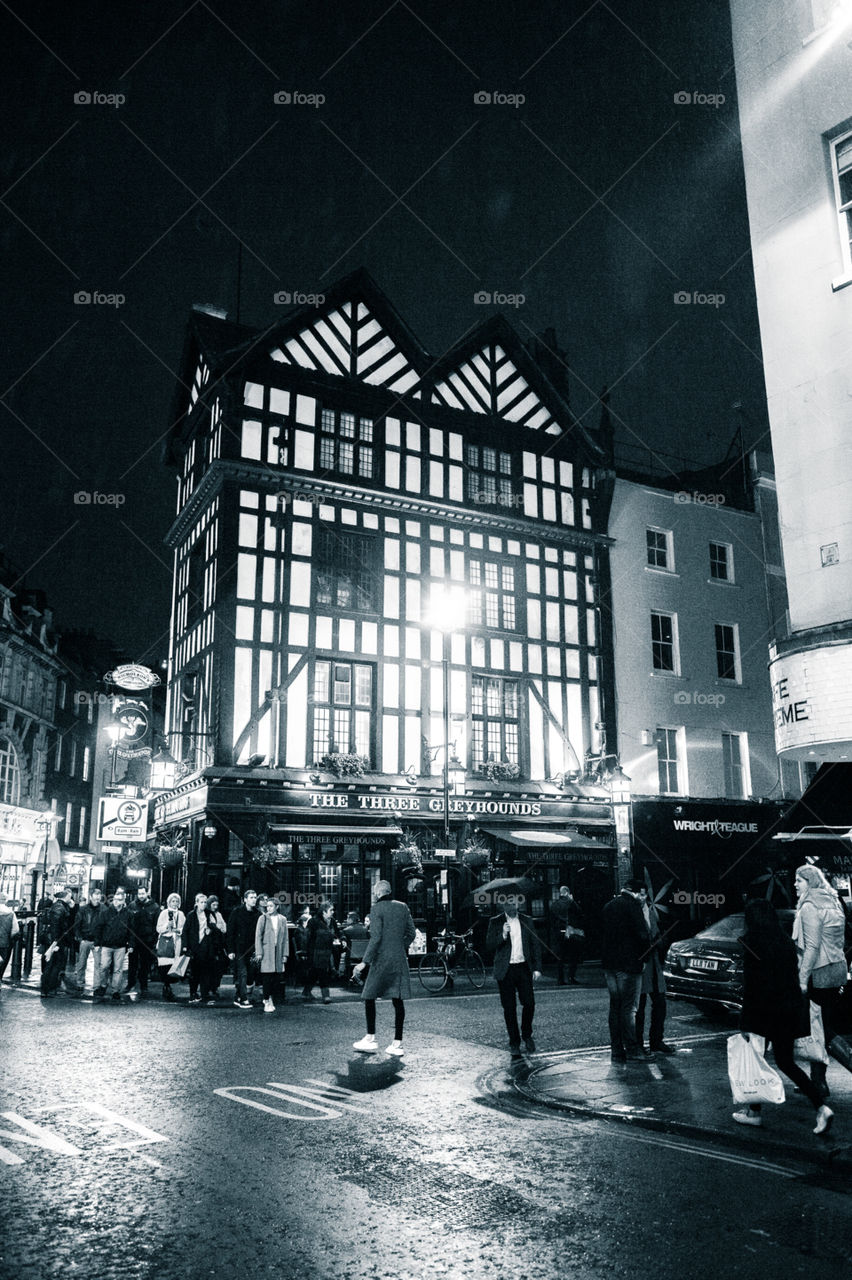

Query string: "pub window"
[[471, 676, 520, 770], [0, 737, 21, 805], [318, 408, 374, 479], [315, 530, 378, 612], [469, 559, 516, 630], [312, 661, 373, 763], [464, 445, 513, 506]]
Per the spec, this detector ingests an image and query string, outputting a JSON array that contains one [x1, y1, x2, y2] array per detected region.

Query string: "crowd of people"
[[3, 882, 374, 1012], [4, 863, 851, 1141]]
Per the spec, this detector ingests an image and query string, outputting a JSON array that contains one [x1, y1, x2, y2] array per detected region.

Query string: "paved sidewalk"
[[513, 1034, 852, 1173]]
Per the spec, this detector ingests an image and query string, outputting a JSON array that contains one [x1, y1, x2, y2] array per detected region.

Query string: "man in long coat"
[[352, 880, 416, 1057]]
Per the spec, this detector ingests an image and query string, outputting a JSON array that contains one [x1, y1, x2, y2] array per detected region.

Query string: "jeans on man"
[[497, 962, 535, 1045], [233, 954, 255, 1002], [74, 939, 100, 990], [604, 970, 642, 1057], [99, 947, 127, 996]]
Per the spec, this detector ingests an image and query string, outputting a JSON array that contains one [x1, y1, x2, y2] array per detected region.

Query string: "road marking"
[[0, 1113, 81, 1164], [83, 1102, 168, 1148], [609, 1126, 798, 1178], [215, 1080, 372, 1120]]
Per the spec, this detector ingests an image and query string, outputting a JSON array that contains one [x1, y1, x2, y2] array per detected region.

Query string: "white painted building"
[[730, 0, 852, 767]]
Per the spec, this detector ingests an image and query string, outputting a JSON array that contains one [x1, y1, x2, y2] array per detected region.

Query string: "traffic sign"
[[97, 797, 148, 843]]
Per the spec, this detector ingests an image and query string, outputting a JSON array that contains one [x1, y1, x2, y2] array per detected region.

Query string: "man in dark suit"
[[486, 893, 543, 1058], [601, 877, 651, 1062]]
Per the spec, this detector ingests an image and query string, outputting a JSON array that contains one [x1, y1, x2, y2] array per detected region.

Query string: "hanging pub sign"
[[105, 664, 161, 692]]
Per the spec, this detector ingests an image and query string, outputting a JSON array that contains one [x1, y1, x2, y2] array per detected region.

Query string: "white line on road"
[[608, 1126, 798, 1178]]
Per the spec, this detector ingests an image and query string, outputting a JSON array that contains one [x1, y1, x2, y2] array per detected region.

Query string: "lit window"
[[714, 623, 740, 681], [68, 738, 77, 776], [82, 746, 91, 782], [709, 542, 732, 582], [312, 661, 373, 763], [646, 528, 673, 571], [468, 559, 516, 630], [722, 732, 749, 799], [318, 408, 374, 478], [651, 612, 677, 672], [64, 802, 73, 842], [471, 676, 520, 770], [78, 805, 88, 847], [656, 728, 682, 795], [0, 737, 21, 805], [315, 530, 378, 612], [464, 445, 513, 507]]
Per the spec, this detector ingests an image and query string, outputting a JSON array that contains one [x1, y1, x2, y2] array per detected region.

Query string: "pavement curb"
[[511, 1049, 852, 1176]]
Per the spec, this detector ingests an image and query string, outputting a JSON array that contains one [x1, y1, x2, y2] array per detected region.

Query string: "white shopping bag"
[[794, 1000, 829, 1065], [727, 1032, 785, 1105]]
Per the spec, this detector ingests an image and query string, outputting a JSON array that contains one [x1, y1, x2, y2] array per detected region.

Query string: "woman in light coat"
[[794, 864, 850, 1092], [155, 892, 185, 1002], [254, 897, 289, 1012]]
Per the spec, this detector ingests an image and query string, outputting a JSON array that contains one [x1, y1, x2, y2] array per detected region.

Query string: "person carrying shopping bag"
[[155, 893, 186, 1001], [733, 897, 833, 1135], [794, 864, 850, 1095]]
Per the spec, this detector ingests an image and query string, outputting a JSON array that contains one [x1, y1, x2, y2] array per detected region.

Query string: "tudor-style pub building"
[[155, 271, 619, 932]]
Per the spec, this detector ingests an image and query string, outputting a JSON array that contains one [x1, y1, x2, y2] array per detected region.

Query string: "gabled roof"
[[425, 315, 604, 459], [265, 268, 428, 395]]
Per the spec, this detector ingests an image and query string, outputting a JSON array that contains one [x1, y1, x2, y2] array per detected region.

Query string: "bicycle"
[[417, 929, 487, 994]]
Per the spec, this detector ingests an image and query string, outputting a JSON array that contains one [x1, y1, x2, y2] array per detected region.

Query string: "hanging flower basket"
[[392, 829, 423, 876], [482, 760, 520, 782], [157, 844, 185, 868], [461, 840, 491, 870], [317, 752, 369, 778], [250, 842, 284, 867]]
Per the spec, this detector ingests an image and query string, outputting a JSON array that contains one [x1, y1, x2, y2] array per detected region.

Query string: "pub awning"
[[772, 763, 852, 843], [480, 827, 611, 850]]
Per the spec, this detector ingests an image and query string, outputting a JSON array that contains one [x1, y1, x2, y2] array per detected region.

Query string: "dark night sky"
[[0, 0, 763, 660]]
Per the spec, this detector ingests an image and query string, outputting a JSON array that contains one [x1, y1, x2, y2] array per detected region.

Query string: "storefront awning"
[[480, 827, 611, 850], [773, 763, 852, 843]]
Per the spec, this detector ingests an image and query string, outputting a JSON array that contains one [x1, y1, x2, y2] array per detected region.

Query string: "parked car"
[[663, 910, 796, 1013]]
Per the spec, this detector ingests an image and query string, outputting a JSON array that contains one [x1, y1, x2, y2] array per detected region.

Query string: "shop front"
[[153, 772, 616, 937], [631, 797, 789, 932], [0, 802, 63, 908]]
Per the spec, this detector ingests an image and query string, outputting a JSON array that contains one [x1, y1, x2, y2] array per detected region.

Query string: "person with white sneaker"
[[733, 898, 833, 1137], [352, 880, 416, 1057], [254, 896, 289, 1013]]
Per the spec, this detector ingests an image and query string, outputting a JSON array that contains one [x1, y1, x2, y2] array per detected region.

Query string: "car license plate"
[[688, 957, 719, 971]]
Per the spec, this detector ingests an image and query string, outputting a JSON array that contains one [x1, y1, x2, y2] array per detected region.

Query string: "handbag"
[[727, 1032, 785, 1105], [794, 1000, 829, 1064], [156, 933, 176, 959], [168, 954, 190, 979]]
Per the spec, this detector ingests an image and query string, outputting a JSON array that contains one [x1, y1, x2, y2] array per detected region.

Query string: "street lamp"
[[150, 745, 180, 791], [607, 763, 634, 888]]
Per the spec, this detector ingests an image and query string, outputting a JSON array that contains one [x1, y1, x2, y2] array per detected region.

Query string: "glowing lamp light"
[[608, 764, 632, 806], [427, 583, 468, 632], [149, 747, 179, 791]]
